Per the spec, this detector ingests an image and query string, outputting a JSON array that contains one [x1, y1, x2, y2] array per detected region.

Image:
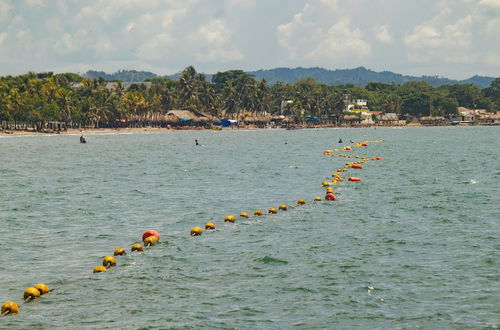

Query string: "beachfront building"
[[345, 99, 368, 111]]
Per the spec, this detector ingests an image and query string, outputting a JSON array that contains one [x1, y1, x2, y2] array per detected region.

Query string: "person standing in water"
[[338, 138, 342, 143], [80, 135, 86, 143]]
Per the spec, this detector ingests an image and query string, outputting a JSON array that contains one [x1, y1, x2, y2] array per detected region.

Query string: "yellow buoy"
[[113, 248, 126, 256], [190, 226, 203, 236], [34, 283, 49, 295], [239, 212, 249, 218], [1, 301, 19, 316], [297, 199, 306, 205], [322, 181, 330, 187], [131, 243, 144, 252], [205, 222, 216, 230], [268, 208, 277, 214], [23, 287, 40, 302], [314, 196, 322, 201], [254, 210, 263, 216], [278, 204, 288, 211], [224, 215, 236, 223], [326, 187, 334, 193], [143, 235, 158, 247], [103, 256, 117, 268], [93, 266, 107, 273]]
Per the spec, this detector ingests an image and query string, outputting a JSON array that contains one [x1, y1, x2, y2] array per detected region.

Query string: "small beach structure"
[[163, 110, 213, 126]]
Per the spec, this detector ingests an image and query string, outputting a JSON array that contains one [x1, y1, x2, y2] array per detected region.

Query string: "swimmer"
[[195, 139, 199, 146], [338, 138, 342, 143]]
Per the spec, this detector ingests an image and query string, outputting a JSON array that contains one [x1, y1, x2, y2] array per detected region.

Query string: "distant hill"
[[85, 70, 158, 82], [248, 67, 495, 88], [83, 67, 495, 88]]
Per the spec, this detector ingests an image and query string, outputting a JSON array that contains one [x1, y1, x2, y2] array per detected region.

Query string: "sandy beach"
[[0, 126, 210, 137]]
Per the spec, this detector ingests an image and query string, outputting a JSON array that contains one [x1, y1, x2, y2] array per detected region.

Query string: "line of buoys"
[[2, 140, 384, 317], [90, 230, 159, 280], [0, 140, 382, 318], [0, 282, 52, 315], [186, 140, 383, 236]]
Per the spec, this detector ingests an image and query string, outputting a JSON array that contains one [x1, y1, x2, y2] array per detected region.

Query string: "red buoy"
[[142, 230, 160, 241], [351, 164, 363, 169], [325, 193, 337, 201], [375, 157, 384, 160], [348, 177, 361, 182], [361, 143, 368, 146]]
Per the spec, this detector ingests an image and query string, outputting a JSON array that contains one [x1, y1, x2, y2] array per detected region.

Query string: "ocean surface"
[[0, 127, 499, 329]]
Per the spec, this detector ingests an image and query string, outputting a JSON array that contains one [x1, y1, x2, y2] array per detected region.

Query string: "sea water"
[[0, 127, 499, 329]]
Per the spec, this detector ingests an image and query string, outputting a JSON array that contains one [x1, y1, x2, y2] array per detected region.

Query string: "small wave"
[[258, 256, 288, 264], [469, 179, 478, 184], [131, 189, 146, 195]]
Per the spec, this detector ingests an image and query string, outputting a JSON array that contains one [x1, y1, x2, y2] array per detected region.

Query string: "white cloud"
[[0, 32, 7, 46], [227, 0, 255, 7], [136, 33, 174, 60], [189, 19, 243, 62], [277, 2, 370, 62], [54, 32, 78, 55], [0, 1, 12, 22], [373, 24, 393, 44], [305, 18, 371, 60], [318, 0, 338, 11], [478, 0, 500, 14], [405, 10, 475, 63], [22, 0, 46, 6]]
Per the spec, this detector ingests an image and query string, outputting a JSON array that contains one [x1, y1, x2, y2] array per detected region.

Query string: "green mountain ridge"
[[84, 67, 495, 88]]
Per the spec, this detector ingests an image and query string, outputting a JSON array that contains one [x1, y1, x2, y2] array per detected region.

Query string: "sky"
[[0, 0, 499, 79]]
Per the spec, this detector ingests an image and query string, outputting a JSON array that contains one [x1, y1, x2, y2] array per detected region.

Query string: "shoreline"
[[1, 123, 498, 137]]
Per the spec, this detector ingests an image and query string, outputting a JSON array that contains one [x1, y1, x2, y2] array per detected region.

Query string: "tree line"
[[1, 66, 499, 129]]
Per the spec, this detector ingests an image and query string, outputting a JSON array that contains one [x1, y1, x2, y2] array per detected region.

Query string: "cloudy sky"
[[0, 0, 499, 79]]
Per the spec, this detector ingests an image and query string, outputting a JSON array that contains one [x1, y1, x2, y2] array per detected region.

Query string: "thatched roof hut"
[[163, 110, 213, 124], [243, 115, 273, 123]]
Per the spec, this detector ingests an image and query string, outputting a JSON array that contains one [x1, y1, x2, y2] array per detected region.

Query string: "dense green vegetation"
[[1, 66, 499, 129]]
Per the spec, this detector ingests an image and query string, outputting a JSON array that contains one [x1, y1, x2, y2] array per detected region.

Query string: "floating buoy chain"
[[1, 230, 162, 317], [2, 140, 385, 317], [189, 140, 385, 237]]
